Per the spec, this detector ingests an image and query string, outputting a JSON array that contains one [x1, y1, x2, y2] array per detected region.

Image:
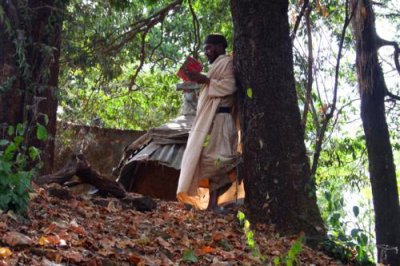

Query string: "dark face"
[[204, 43, 225, 64]]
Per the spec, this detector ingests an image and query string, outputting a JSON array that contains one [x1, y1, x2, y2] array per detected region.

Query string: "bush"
[[0, 123, 43, 215]]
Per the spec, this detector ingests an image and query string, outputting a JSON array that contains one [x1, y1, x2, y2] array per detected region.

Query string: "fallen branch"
[[35, 154, 126, 198]]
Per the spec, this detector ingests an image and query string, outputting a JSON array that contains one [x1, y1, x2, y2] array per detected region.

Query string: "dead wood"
[[35, 154, 126, 198]]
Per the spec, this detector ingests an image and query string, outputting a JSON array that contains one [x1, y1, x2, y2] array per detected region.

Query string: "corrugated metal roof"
[[119, 114, 194, 172]]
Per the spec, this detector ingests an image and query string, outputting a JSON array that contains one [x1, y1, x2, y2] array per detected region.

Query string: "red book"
[[177, 56, 203, 81]]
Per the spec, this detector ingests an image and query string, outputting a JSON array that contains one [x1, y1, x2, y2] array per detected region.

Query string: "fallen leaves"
[[0, 248, 12, 259], [38, 235, 61, 246], [0, 187, 343, 265], [2, 232, 33, 246]]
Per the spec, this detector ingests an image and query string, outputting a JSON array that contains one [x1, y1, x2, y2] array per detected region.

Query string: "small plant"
[[237, 211, 266, 263], [273, 236, 304, 266], [237, 211, 306, 266], [0, 123, 45, 215]]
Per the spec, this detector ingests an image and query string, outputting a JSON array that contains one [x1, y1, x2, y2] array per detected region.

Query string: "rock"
[[121, 195, 157, 212]]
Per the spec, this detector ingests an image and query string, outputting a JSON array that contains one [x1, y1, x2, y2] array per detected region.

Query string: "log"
[[34, 154, 78, 185], [35, 154, 126, 198]]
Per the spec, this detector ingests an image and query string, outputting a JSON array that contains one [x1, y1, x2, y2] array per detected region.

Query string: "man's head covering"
[[204, 34, 228, 49]]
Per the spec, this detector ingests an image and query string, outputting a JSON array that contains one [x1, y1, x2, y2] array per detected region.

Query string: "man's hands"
[[184, 70, 210, 85]]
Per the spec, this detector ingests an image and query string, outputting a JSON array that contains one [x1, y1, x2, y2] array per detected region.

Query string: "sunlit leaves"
[[59, 69, 181, 130], [60, 0, 233, 129], [0, 247, 12, 259], [246, 87, 253, 99]]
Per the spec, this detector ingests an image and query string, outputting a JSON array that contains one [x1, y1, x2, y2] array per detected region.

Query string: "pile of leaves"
[[0, 186, 344, 265]]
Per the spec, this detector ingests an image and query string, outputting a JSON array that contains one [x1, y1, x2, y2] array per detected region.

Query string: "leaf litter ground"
[[0, 186, 346, 265]]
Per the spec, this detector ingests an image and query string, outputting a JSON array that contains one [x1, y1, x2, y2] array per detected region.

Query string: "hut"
[[115, 83, 244, 207]]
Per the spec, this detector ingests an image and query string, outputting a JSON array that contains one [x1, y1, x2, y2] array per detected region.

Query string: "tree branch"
[[188, 0, 201, 58], [101, 0, 183, 55], [128, 31, 148, 91], [302, 5, 314, 133], [386, 90, 400, 101], [310, 0, 356, 177], [377, 38, 400, 76], [290, 0, 309, 41], [148, 23, 165, 63]]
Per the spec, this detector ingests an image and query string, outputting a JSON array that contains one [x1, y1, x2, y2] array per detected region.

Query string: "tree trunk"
[[351, 1, 400, 264], [230, 0, 325, 242], [0, 0, 64, 174]]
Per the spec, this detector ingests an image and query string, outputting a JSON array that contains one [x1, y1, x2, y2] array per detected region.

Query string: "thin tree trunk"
[[230, 0, 325, 243], [351, 0, 400, 264]]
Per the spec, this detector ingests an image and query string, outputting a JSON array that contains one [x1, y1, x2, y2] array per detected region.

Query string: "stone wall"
[[54, 123, 145, 179]]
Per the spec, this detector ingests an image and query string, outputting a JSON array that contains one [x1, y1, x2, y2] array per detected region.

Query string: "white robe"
[[177, 54, 239, 208]]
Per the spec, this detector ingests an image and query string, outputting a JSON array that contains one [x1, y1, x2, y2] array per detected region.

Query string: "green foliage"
[[59, 69, 182, 130], [236, 211, 266, 263], [0, 123, 45, 215], [246, 88, 253, 99], [59, 0, 232, 129], [273, 236, 304, 266], [237, 211, 306, 265], [318, 180, 375, 265]]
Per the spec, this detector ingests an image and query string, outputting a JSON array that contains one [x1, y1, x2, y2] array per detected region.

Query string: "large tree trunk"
[[0, 0, 64, 174], [230, 0, 325, 242], [351, 1, 400, 264]]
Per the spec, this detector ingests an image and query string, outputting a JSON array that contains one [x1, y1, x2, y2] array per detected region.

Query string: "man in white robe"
[[177, 34, 240, 211]]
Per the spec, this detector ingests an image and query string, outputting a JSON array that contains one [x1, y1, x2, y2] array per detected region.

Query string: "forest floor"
[[0, 185, 347, 266]]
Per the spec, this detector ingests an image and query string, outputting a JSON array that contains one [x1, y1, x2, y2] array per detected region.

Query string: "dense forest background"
[[1, 0, 400, 264]]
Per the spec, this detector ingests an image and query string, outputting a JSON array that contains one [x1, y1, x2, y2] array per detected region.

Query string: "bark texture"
[[351, 0, 400, 264], [230, 0, 325, 242], [0, 0, 64, 174]]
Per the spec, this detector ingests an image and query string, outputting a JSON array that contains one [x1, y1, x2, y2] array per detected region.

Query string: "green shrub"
[[0, 123, 44, 215]]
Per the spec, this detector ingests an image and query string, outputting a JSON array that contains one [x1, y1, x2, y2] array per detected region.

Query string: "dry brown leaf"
[[271, 250, 280, 256], [63, 250, 84, 263], [2, 231, 33, 246], [97, 248, 115, 257], [196, 245, 216, 256], [126, 225, 138, 237], [115, 239, 136, 249], [212, 232, 224, 242], [41, 257, 63, 266], [69, 224, 86, 236], [0, 187, 342, 265], [127, 253, 143, 264], [180, 234, 191, 247], [106, 200, 119, 212], [215, 218, 228, 224], [211, 257, 230, 266], [133, 235, 150, 246], [218, 250, 236, 260], [0, 222, 6, 230], [98, 238, 115, 249], [43, 223, 58, 234]]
